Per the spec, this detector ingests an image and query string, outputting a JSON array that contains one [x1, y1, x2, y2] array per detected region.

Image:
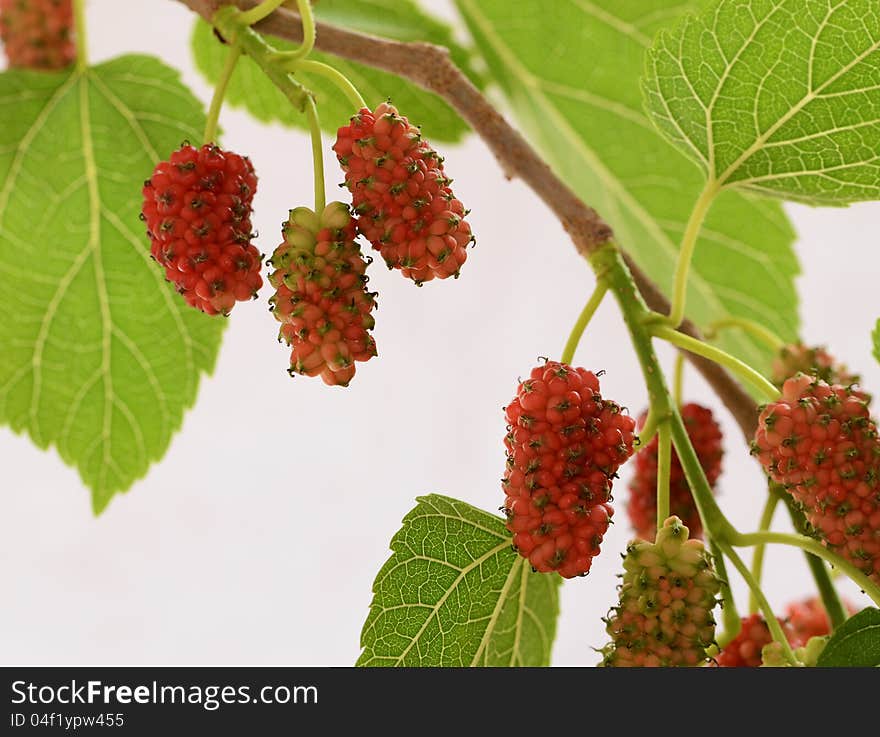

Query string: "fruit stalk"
[[305, 95, 325, 212], [783, 499, 847, 630], [672, 353, 684, 406], [705, 316, 784, 352], [656, 421, 672, 526], [560, 282, 607, 364], [748, 488, 779, 614], [735, 530, 880, 607], [716, 540, 798, 665], [286, 59, 366, 109], [282, 0, 315, 60], [709, 537, 741, 648], [238, 0, 287, 26], [652, 326, 779, 402], [204, 44, 242, 144], [73, 0, 87, 70]]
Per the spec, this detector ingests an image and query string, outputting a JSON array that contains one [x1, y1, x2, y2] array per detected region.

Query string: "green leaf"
[[191, 0, 483, 142], [358, 494, 560, 667], [644, 0, 880, 205], [0, 56, 224, 513], [873, 318, 880, 366], [455, 0, 799, 375], [816, 607, 880, 667]]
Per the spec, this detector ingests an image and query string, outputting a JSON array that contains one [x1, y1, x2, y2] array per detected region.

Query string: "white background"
[[1, 0, 877, 666]]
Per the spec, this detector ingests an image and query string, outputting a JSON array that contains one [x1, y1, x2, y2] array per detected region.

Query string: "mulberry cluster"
[[752, 375, 880, 585], [502, 361, 635, 578], [0, 0, 74, 70], [333, 102, 473, 284], [268, 202, 377, 387], [627, 403, 723, 540], [141, 143, 262, 315], [601, 516, 721, 667]]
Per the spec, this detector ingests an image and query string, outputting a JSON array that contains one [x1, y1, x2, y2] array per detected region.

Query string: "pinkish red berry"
[[502, 360, 636, 578], [0, 0, 74, 69], [752, 375, 880, 586], [716, 614, 790, 668], [627, 403, 723, 540], [141, 143, 262, 315], [268, 202, 377, 387], [333, 103, 473, 284], [772, 342, 868, 402], [784, 596, 857, 646]]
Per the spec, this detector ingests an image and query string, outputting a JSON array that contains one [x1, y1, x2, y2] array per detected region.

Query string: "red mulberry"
[[0, 0, 74, 70], [785, 596, 857, 646], [752, 375, 880, 586], [716, 614, 789, 668], [502, 360, 635, 578], [141, 143, 262, 315], [627, 403, 723, 540], [268, 202, 377, 387], [333, 102, 473, 284]]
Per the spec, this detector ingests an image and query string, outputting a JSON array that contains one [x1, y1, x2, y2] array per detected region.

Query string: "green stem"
[[656, 421, 672, 526], [668, 402, 738, 541], [591, 244, 737, 544], [782, 500, 848, 629], [717, 541, 798, 665], [804, 549, 848, 630], [705, 317, 785, 352], [637, 407, 659, 448], [287, 59, 367, 109], [305, 95, 326, 213], [652, 326, 779, 402], [204, 44, 242, 144], [668, 182, 717, 328], [734, 530, 880, 607], [748, 489, 780, 615], [73, 0, 88, 71], [292, 0, 317, 60], [561, 282, 608, 364], [213, 7, 310, 113], [710, 538, 742, 649], [673, 353, 685, 407], [238, 0, 287, 26]]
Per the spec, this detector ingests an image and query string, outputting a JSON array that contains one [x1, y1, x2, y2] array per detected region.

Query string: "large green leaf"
[[358, 494, 560, 666], [816, 607, 880, 667], [191, 0, 483, 142], [644, 0, 880, 204], [0, 56, 224, 513], [455, 0, 799, 374]]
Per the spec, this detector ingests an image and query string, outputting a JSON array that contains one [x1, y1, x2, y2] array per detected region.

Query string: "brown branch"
[[177, 0, 759, 439]]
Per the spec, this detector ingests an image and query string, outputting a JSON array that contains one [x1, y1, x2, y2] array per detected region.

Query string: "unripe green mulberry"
[[268, 202, 378, 386], [600, 516, 721, 667]]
